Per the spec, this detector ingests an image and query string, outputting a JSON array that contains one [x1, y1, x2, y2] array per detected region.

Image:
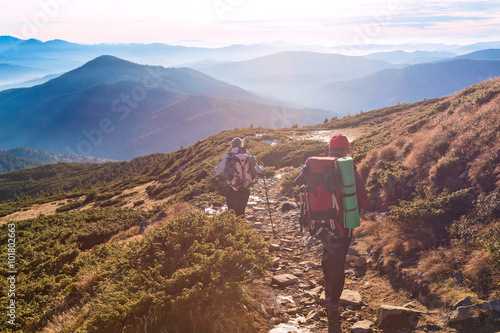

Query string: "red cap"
[[328, 135, 350, 150]]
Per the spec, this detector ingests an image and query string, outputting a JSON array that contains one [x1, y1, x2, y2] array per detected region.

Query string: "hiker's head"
[[328, 134, 349, 157], [230, 137, 244, 148]]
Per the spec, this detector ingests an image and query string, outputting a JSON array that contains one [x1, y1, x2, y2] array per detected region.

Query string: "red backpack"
[[295, 156, 359, 240]]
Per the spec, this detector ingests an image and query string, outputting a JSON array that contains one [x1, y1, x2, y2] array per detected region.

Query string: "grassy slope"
[[0, 78, 499, 331]]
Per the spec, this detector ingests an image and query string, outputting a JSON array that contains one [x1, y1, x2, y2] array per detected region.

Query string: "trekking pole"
[[260, 164, 276, 236]]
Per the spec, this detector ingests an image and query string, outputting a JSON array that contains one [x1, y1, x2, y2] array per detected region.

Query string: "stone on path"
[[350, 319, 373, 333], [377, 305, 421, 328], [272, 274, 299, 288], [353, 256, 367, 268], [346, 254, 358, 263], [340, 289, 363, 307], [269, 244, 280, 252]]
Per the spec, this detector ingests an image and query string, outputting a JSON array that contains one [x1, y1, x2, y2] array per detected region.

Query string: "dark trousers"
[[225, 186, 250, 217], [321, 237, 352, 304]]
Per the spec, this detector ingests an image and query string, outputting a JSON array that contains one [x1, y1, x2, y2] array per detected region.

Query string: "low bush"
[[56, 199, 85, 213], [388, 185, 471, 242], [84, 210, 272, 332]]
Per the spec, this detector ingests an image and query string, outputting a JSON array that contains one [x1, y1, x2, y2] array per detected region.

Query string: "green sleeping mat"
[[335, 157, 360, 229]]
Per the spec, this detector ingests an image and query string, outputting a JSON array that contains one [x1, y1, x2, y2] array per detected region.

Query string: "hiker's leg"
[[234, 188, 250, 217], [225, 186, 238, 215], [322, 239, 350, 332], [329, 239, 351, 303]]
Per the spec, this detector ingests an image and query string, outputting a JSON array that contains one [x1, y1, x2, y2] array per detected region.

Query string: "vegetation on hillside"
[[1, 78, 500, 331]]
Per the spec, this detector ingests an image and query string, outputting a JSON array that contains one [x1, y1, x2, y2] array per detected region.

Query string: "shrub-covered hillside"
[[0, 78, 499, 332]]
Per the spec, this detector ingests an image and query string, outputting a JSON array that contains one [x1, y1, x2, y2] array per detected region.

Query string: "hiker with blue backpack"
[[295, 134, 369, 333], [215, 137, 264, 217]]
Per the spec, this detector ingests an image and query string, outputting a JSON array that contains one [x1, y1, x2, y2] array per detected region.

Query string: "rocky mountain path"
[[241, 172, 461, 333]]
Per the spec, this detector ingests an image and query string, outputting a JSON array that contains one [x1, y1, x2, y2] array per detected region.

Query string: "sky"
[[2, 0, 500, 47]]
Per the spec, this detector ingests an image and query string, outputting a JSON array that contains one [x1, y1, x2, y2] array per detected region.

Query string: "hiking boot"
[[327, 302, 341, 333]]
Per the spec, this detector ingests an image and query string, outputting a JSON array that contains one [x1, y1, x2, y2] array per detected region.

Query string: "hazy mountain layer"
[[0, 55, 329, 160]]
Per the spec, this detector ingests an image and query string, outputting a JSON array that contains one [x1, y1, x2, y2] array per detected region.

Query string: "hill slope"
[[0, 78, 499, 332], [0, 147, 108, 173], [0, 55, 329, 160]]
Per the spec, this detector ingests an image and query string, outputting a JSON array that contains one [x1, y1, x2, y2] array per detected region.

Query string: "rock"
[[350, 320, 373, 333], [377, 305, 420, 328], [403, 301, 419, 309], [445, 299, 500, 324], [346, 254, 358, 263], [253, 222, 262, 229], [273, 257, 281, 267], [340, 289, 363, 307], [304, 286, 322, 300], [418, 291, 429, 305], [453, 296, 473, 309], [269, 244, 281, 252], [299, 261, 320, 269], [446, 306, 476, 323], [281, 201, 297, 212], [294, 230, 304, 237], [353, 256, 367, 268], [272, 274, 299, 288], [348, 247, 359, 256], [292, 269, 304, 277], [306, 310, 319, 321], [276, 295, 295, 305]]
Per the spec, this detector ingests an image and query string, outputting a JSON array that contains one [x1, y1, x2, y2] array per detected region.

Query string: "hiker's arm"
[[355, 170, 369, 210], [214, 154, 228, 176], [255, 162, 265, 175]]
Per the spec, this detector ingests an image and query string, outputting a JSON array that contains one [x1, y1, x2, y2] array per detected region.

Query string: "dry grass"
[[417, 247, 466, 281], [463, 249, 498, 298], [41, 306, 80, 333], [357, 218, 425, 258]]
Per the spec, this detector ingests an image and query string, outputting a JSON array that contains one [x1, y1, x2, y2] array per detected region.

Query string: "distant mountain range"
[[3, 35, 500, 90], [188, 51, 402, 104], [0, 55, 329, 160], [0, 147, 108, 173], [305, 59, 500, 113], [363, 50, 457, 64]]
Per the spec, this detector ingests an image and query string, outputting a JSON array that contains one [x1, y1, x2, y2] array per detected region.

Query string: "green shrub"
[[263, 166, 276, 178], [56, 199, 85, 213], [389, 184, 471, 240], [133, 199, 145, 207], [450, 192, 500, 250], [280, 168, 301, 197], [85, 210, 272, 332]]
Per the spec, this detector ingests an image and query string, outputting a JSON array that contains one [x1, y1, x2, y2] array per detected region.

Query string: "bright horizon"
[[2, 0, 500, 48]]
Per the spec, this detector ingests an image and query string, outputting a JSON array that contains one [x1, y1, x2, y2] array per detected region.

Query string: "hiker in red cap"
[[325, 134, 368, 331], [295, 134, 368, 332]]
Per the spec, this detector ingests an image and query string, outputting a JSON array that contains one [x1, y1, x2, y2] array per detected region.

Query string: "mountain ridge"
[[0, 55, 329, 160], [307, 58, 500, 113]]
